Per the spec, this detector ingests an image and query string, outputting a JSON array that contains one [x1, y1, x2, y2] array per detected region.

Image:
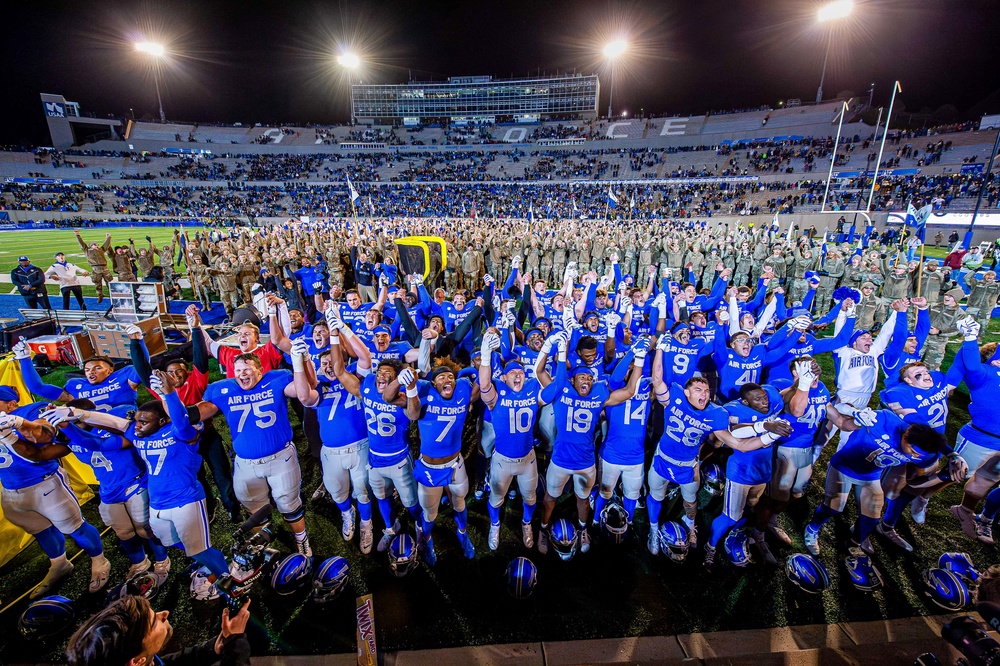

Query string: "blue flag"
[[607, 185, 618, 209]]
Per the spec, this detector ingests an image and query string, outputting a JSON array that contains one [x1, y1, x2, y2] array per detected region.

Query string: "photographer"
[[66, 595, 251, 666]]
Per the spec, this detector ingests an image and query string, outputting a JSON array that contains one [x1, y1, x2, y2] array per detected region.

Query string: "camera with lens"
[[936, 614, 1000, 666], [215, 506, 281, 614]]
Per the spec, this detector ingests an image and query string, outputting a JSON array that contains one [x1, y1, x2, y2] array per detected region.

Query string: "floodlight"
[[817, 0, 853, 23]]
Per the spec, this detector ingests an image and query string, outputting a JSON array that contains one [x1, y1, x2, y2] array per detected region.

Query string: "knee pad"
[[281, 507, 305, 523]]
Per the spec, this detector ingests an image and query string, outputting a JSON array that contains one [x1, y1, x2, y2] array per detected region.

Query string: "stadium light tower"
[[135, 41, 167, 123], [603, 39, 627, 119], [337, 52, 361, 123], [815, 0, 852, 103]]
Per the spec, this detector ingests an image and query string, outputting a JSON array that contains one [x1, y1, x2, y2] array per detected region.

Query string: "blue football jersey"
[[312, 375, 368, 448], [551, 382, 610, 470], [881, 372, 950, 433], [601, 378, 652, 466], [63, 405, 146, 504], [777, 380, 831, 449], [65, 366, 141, 412], [829, 410, 919, 480], [359, 373, 409, 466], [660, 339, 709, 386], [489, 379, 541, 459], [655, 383, 729, 465], [0, 402, 58, 490], [127, 417, 204, 511], [416, 379, 473, 459], [723, 384, 784, 485], [365, 340, 412, 367], [203, 369, 294, 459]]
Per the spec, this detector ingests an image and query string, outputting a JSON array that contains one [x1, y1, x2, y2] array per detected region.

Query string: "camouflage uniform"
[[210, 266, 240, 315], [113, 249, 136, 282], [816, 256, 845, 316], [965, 272, 1000, 332], [75, 231, 113, 300], [922, 296, 963, 371]]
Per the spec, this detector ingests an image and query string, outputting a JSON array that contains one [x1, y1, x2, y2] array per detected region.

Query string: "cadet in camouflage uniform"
[[75, 230, 113, 302], [965, 270, 1000, 332], [540, 236, 554, 285], [922, 287, 965, 371], [208, 262, 240, 317], [638, 241, 653, 280], [733, 244, 753, 287], [880, 261, 911, 312], [130, 238, 156, 280], [815, 250, 845, 316], [552, 239, 568, 286], [462, 245, 483, 293], [189, 256, 213, 310], [112, 246, 136, 282], [525, 240, 541, 283], [789, 243, 819, 304], [855, 281, 886, 330]]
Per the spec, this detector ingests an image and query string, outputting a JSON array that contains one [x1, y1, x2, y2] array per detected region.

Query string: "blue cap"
[[260, 268, 269, 276], [0, 386, 19, 402], [503, 360, 525, 373], [583, 311, 599, 322], [804, 271, 819, 282], [17, 256, 28, 262], [849, 329, 870, 346], [789, 307, 812, 319]]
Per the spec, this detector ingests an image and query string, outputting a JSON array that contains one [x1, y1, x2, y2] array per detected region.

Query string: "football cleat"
[[359, 520, 373, 554], [858, 536, 874, 556], [31, 561, 74, 600], [703, 544, 717, 572], [505, 557, 538, 599], [388, 534, 419, 577], [341, 506, 357, 541], [659, 522, 690, 563], [106, 572, 160, 605], [310, 483, 328, 502], [922, 568, 970, 611], [127, 557, 151, 579], [599, 497, 630, 544], [950, 505, 979, 541], [767, 516, 792, 546], [295, 535, 313, 558], [910, 497, 929, 524], [489, 524, 500, 551], [750, 532, 777, 566], [538, 527, 550, 555], [550, 519, 578, 561], [311, 556, 349, 604], [424, 537, 438, 566], [974, 514, 995, 545], [89, 558, 112, 593], [271, 554, 312, 595], [458, 531, 476, 559], [804, 524, 821, 556], [522, 522, 534, 549], [876, 522, 913, 552], [578, 525, 591, 554], [378, 519, 400, 553], [647, 526, 661, 556], [153, 557, 171, 586], [785, 553, 830, 594], [845, 548, 883, 592]]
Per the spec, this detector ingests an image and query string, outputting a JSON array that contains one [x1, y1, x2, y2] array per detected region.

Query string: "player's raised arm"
[[0, 413, 57, 445], [478, 330, 501, 410], [285, 338, 318, 405], [151, 370, 199, 443], [606, 344, 646, 407]]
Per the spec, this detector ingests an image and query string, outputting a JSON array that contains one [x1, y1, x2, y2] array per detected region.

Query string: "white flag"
[[346, 176, 360, 203]]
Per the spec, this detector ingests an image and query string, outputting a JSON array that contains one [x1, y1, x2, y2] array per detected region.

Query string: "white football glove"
[[555, 332, 568, 354], [124, 323, 142, 338], [0, 413, 24, 432], [480, 332, 501, 356], [290, 337, 310, 358], [0, 423, 16, 446], [792, 316, 812, 332], [378, 274, 390, 288], [598, 274, 613, 290], [562, 308, 581, 331], [652, 293, 667, 309], [794, 359, 816, 389], [483, 274, 494, 286], [40, 406, 78, 427], [397, 368, 415, 387], [324, 301, 342, 324], [12, 337, 30, 360], [947, 453, 970, 482], [618, 296, 632, 314], [843, 303, 857, 318], [603, 312, 622, 330], [312, 281, 324, 291], [184, 311, 199, 329], [718, 310, 730, 323], [853, 408, 878, 428], [149, 373, 165, 393], [511, 255, 522, 268], [957, 316, 981, 341]]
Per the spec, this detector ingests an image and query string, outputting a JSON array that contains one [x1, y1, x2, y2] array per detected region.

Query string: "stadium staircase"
[[240, 613, 981, 665]]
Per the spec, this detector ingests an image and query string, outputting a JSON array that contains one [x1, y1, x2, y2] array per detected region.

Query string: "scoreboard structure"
[[350, 74, 599, 125]]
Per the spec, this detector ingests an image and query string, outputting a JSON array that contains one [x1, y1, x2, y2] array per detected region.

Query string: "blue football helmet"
[[270, 553, 312, 595], [785, 554, 830, 594], [550, 519, 578, 561], [845, 550, 884, 592], [922, 568, 970, 611], [724, 529, 753, 568], [505, 557, 538, 599], [312, 556, 350, 604], [19, 595, 75, 638], [658, 522, 689, 563], [599, 497, 630, 544], [701, 462, 724, 497], [939, 552, 981, 585], [389, 533, 419, 577]]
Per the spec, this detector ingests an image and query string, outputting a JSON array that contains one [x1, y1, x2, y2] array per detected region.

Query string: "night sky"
[[4, 0, 999, 145]]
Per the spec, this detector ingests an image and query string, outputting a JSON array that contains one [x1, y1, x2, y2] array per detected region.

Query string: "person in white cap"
[[45, 252, 89, 310]]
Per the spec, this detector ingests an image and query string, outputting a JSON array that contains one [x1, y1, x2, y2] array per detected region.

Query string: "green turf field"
[[0, 228, 208, 297], [0, 278, 996, 662]]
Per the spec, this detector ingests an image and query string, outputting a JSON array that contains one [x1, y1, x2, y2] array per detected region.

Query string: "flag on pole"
[[783, 213, 792, 241], [490, 201, 495, 218], [367, 195, 375, 216], [629, 193, 636, 209], [904, 202, 932, 241], [607, 185, 618, 209], [820, 231, 828, 267], [528, 203, 534, 221], [346, 176, 360, 203], [573, 199, 579, 215]]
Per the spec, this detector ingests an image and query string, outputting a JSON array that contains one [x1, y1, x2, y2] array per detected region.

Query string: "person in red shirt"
[[944, 246, 968, 289], [200, 321, 284, 378], [130, 305, 242, 523]]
